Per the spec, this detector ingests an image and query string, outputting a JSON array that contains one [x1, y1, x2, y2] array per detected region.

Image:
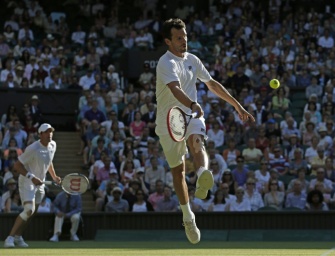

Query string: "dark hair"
[[307, 189, 324, 205], [162, 18, 186, 40], [213, 189, 226, 205]]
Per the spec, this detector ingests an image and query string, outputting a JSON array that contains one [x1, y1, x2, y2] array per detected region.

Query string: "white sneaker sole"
[[195, 170, 214, 199]]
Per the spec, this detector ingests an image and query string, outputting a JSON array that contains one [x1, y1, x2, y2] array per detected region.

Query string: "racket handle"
[[44, 181, 53, 185], [191, 112, 198, 118]]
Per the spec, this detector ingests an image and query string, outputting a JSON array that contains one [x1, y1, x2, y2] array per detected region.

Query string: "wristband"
[[26, 172, 35, 180], [190, 102, 197, 109]]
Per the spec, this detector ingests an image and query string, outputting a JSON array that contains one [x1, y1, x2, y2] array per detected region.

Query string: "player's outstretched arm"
[[204, 79, 255, 122]]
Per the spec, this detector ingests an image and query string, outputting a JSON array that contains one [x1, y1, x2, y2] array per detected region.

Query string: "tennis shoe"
[[4, 236, 15, 248], [183, 218, 200, 244], [49, 234, 59, 242], [195, 169, 214, 199], [71, 234, 80, 242], [14, 236, 28, 247]]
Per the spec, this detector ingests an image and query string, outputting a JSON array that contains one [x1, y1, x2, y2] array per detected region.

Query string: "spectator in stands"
[[129, 111, 146, 139], [79, 69, 95, 90], [105, 187, 129, 212], [224, 122, 242, 146], [2, 138, 23, 159], [1, 178, 17, 212], [302, 121, 317, 147], [309, 167, 332, 194], [207, 189, 226, 212], [131, 188, 153, 212], [2, 119, 27, 150], [71, 25, 86, 45], [3, 188, 23, 213], [148, 179, 164, 211], [254, 157, 271, 194], [264, 179, 285, 210], [324, 157, 335, 182], [96, 155, 117, 186], [272, 87, 290, 111], [232, 156, 249, 188], [288, 148, 308, 176], [285, 180, 307, 210], [83, 98, 106, 127], [138, 63, 154, 86], [317, 126, 332, 153], [225, 186, 251, 212], [120, 159, 136, 185], [305, 189, 329, 211], [207, 148, 227, 174], [244, 178, 264, 211], [310, 145, 327, 176], [222, 138, 240, 166], [269, 145, 289, 175], [156, 186, 178, 212], [49, 191, 82, 242], [144, 156, 165, 192], [242, 138, 263, 164], [287, 167, 309, 194], [207, 120, 224, 149]]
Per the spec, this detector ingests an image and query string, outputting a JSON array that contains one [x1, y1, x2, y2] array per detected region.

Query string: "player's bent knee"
[[19, 203, 35, 221], [192, 135, 205, 153]]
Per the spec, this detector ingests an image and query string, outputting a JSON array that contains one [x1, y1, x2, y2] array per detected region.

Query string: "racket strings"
[[169, 110, 186, 139]]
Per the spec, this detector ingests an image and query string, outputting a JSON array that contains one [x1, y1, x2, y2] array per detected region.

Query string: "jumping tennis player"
[[155, 18, 255, 244], [4, 123, 61, 248]]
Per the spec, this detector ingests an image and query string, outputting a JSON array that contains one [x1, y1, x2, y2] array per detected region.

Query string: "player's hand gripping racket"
[[44, 173, 89, 195], [167, 106, 197, 142]]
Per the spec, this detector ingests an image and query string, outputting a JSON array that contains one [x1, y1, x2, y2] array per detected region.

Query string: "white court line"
[[320, 247, 335, 256]]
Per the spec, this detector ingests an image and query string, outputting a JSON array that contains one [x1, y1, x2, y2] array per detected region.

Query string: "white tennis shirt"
[[155, 51, 211, 135], [18, 140, 57, 180]]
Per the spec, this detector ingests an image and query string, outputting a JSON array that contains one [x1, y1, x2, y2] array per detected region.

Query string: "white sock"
[[197, 166, 206, 177], [180, 202, 194, 221]]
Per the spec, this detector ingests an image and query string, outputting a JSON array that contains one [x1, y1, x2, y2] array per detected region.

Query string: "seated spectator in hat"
[[207, 189, 227, 212], [264, 179, 285, 210], [287, 167, 309, 194], [305, 189, 329, 211], [225, 186, 251, 212], [105, 187, 129, 212], [148, 179, 165, 211], [242, 138, 263, 164], [285, 180, 307, 210], [222, 138, 241, 166], [29, 94, 43, 126], [156, 186, 178, 212], [318, 126, 333, 154], [310, 146, 327, 176], [144, 156, 165, 192], [288, 148, 308, 176], [1, 178, 17, 212], [285, 133, 304, 161], [302, 121, 318, 147], [131, 188, 154, 212]]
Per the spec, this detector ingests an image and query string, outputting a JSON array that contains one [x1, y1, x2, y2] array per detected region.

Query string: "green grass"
[[3, 241, 335, 256]]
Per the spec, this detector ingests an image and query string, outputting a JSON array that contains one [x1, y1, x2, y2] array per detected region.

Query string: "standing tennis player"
[[4, 123, 61, 248], [155, 18, 255, 244]]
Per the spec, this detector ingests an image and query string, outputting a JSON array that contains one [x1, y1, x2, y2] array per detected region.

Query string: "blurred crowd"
[[1, 0, 335, 213]]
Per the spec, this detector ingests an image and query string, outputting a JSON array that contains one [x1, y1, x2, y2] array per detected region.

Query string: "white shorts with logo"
[[159, 117, 207, 168], [18, 175, 45, 204]]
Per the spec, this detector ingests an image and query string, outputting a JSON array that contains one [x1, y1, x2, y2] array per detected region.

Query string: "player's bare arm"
[[48, 162, 61, 184], [205, 79, 255, 122], [13, 161, 43, 186], [167, 81, 203, 118]]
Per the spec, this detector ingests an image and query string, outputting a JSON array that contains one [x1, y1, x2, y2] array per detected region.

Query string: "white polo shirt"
[[155, 51, 211, 135], [18, 140, 56, 180]]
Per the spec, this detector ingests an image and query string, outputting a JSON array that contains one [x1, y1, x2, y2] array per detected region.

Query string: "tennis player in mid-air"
[[4, 123, 61, 248], [155, 18, 255, 244]]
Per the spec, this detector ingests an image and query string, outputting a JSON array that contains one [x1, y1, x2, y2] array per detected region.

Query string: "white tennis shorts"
[[159, 117, 207, 168], [18, 175, 45, 204]]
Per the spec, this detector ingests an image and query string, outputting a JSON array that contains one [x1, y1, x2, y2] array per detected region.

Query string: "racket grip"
[[191, 112, 198, 118], [44, 181, 53, 185]]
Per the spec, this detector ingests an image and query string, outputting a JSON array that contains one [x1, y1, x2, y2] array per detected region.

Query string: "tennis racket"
[[167, 106, 197, 142], [44, 173, 89, 195]]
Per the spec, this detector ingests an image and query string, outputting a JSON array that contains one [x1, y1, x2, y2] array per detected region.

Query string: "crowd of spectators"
[[1, 0, 335, 213]]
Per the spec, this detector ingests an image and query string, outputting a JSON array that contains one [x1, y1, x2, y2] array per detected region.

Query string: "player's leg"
[[159, 135, 200, 244], [186, 119, 214, 199]]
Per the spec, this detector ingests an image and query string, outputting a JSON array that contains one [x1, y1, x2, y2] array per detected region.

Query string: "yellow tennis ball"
[[269, 79, 280, 89]]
